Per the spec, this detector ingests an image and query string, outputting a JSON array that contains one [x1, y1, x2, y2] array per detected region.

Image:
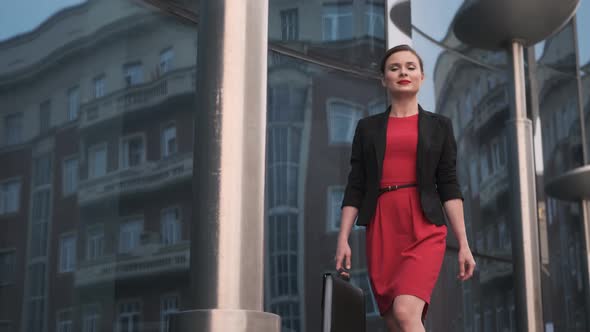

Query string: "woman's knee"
[[392, 296, 423, 327]]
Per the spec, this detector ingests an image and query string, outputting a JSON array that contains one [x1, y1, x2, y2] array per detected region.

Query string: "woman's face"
[[381, 50, 424, 97]]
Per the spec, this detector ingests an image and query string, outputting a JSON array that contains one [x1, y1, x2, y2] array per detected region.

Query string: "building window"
[[327, 186, 345, 232], [4, 113, 23, 145], [94, 75, 106, 99], [280, 9, 299, 41], [160, 48, 174, 74], [326, 100, 363, 144], [82, 304, 100, 332], [161, 207, 181, 246], [0, 179, 20, 215], [479, 147, 490, 179], [322, 4, 353, 41], [62, 157, 79, 195], [0, 251, 16, 285], [56, 309, 73, 332], [117, 301, 141, 332], [365, 3, 384, 39], [121, 135, 145, 169], [268, 213, 298, 298], [59, 234, 76, 273], [124, 62, 143, 86], [484, 308, 493, 332], [350, 271, 379, 316], [88, 144, 107, 178], [33, 155, 52, 187], [86, 226, 104, 260], [30, 190, 50, 258], [39, 100, 51, 134], [491, 135, 506, 171], [267, 126, 301, 209], [271, 301, 300, 331], [499, 221, 511, 250], [67, 86, 80, 121], [160, 295, 179, 332], [161, 124, 177, 158], [119, 219, 143, 253], [469, 158, 479, 194]]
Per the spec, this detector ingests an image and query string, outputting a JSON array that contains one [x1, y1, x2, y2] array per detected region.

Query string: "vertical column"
[[507, 40, 544, 332], [171, 0, 280, 331], [573, 15, 590, 326]]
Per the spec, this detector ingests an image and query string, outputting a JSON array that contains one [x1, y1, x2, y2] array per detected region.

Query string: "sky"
[[0, 0, 85, 42]]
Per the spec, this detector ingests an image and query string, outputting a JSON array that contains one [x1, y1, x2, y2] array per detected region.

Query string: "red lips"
[[397, 80, 411, 85]]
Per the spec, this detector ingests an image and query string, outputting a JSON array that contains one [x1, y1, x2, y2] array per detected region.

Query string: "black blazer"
[[341, 105, 463, 227]]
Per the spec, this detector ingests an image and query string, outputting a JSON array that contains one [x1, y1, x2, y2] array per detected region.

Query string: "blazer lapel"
[[416, 105, 427, 181], [374, 106, 391, 181]]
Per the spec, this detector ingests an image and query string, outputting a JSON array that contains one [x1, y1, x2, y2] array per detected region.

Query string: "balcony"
[[75, 242, 189, 287], [474, 89, 508, 131], [479, 168, 509, 207], [78, 152, 192, 205], [79, 67, 195, 129], [479, 260, 512, 284]]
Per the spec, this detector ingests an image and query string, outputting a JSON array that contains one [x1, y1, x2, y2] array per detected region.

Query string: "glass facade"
[[411, 5, 516, 330], [267, 2, 387, 330], [0, 1, 196, 332], [1, 1, 589, 332]]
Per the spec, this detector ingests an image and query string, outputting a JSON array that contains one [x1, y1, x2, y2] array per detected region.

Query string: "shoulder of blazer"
[[421, 109, 452, 131], [360, 110, 388, 129]]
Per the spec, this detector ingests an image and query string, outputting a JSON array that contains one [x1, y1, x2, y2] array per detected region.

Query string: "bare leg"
[[391, 295, 426, 332], [383, 305, 400, 332]]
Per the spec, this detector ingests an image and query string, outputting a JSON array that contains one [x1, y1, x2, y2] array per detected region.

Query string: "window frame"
[[58, 233, 77, 273], [62, 155, 79, 196], [88, 143, 108, 179], [0, 177, 21, 215], [119, 133, 146, 169]]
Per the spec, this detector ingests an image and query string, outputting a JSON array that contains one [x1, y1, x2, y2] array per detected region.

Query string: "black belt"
[[378, 183, 417, 196]]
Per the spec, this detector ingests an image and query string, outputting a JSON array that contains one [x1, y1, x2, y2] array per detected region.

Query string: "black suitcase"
[[321, 273, 367, 332]]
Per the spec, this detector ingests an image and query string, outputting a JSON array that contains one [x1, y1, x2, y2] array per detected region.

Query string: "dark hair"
[[379, 44, 424, 74]]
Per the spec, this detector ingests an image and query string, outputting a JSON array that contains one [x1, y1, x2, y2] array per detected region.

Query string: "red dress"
[[366, 113, 447, 320]]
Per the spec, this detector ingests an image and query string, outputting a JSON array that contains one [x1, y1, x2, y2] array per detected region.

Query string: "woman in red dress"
[[335, 45, 476, 332]]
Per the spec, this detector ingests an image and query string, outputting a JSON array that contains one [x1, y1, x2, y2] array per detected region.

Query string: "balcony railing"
[[479, 168, 509, 207], [80, 67, 195, 128], [479, 260, 513, 284], [78, 152, 192, 205], [474, 89, 508, 130], [75, 242, 189, 287]]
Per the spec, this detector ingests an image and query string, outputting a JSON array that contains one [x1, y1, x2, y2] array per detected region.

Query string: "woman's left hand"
[[457, 246, 476, 281]]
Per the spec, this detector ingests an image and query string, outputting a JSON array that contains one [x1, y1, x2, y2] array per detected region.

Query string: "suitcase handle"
[[336, 268, 351, 281]]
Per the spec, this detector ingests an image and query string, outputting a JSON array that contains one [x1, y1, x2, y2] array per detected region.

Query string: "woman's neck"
[[389, 97, 419, 118]]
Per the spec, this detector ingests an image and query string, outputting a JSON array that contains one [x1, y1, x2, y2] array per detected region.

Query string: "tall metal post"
[[507, 40, 544, 332], [171, 0, 280, 330]]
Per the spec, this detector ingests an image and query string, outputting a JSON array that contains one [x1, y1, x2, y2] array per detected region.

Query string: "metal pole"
[[507, 40, 544, 332], [572, 15, 590, 328], [171, 0, 280, 330]]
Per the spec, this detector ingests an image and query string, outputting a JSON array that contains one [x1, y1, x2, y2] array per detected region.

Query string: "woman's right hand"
[[334, 239, 352, 278]]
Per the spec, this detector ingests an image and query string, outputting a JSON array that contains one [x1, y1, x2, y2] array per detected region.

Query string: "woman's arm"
[[335, 206, 359, 274], [336, 121, 365, 275], [437, 117, 475, 281], [444, 199, 476, 281], [444, 199, 468, 249]]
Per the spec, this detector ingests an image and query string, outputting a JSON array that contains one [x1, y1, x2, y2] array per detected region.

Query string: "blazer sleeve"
[[341, 119, 366, 209], [436, 117, 463, 202]]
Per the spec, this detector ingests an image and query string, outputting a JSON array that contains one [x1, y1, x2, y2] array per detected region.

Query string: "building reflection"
[[267, 1, 387, 331], [535, 22, 588, 331], [0, 0, 196, 331]]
